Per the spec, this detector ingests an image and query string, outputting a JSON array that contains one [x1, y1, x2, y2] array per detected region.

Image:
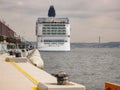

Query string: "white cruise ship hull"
[[37, 43, 70, 51], [36, 17, 71, 51]]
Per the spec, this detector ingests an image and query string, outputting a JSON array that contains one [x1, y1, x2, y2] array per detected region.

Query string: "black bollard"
[[9, 51, 14, 55], [15, 52, 21, 57], [52, 71, 69, 85]]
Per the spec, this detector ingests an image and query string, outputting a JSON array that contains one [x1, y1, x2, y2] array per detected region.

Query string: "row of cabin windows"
[[43, 33, 66, 35], [42, 30, 66, 32], [42, 30, 66, 35], [42, 40, 67, 42], [43, 24, 65, 26], [42, 27, 66, 29], [44, 43, 64, 45]]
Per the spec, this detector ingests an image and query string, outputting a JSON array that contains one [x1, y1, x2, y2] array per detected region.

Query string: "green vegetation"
[[0, 36, 4, 41]]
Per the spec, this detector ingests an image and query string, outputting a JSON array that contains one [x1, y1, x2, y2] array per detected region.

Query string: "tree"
[[0, 36, 4, 42]]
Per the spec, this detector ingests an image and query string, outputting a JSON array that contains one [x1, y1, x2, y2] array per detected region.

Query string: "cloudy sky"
[[0, 0, 120, 42]]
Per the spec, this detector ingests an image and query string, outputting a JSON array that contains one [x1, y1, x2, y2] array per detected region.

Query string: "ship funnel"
[[48, 5, 56, 17]]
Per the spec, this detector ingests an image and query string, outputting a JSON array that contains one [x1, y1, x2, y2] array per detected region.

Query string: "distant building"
[[0, 20, 22, 44], [0, 21, 15, 39]]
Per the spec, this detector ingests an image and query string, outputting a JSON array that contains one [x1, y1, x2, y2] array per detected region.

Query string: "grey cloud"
[[54, 0, 120, 20], [0, 0, 120, 42], [1, 0, 120, 19]]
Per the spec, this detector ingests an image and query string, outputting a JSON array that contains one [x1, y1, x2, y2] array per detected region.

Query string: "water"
[[40, 48, 120, 90]]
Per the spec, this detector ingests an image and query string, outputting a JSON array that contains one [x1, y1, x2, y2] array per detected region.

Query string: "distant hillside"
[[27, 41, 120, 48], [71, 42, 120, 48]]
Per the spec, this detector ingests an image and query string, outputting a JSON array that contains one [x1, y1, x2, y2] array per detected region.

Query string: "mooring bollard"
[[9, 51, 14, 55], [15, 52, 21, 57], [52, 71, 69, 85]]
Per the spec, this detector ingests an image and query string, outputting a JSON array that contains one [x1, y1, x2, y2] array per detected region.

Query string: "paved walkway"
[[0, 53, 56, 90], [0, 54, 34, 90], [0, 53, 85, 90]]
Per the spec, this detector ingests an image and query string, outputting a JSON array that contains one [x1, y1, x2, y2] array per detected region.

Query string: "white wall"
[[0, 44, 7, 53]]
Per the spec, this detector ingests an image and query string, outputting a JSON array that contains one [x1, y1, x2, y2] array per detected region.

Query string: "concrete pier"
[[0, 53, 86, 90]]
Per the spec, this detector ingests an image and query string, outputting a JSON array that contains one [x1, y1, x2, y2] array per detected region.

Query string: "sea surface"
[[40, 48, 120, 90]]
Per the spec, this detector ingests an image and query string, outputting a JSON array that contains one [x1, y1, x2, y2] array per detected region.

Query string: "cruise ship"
[[36, 5, 70, 51]]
